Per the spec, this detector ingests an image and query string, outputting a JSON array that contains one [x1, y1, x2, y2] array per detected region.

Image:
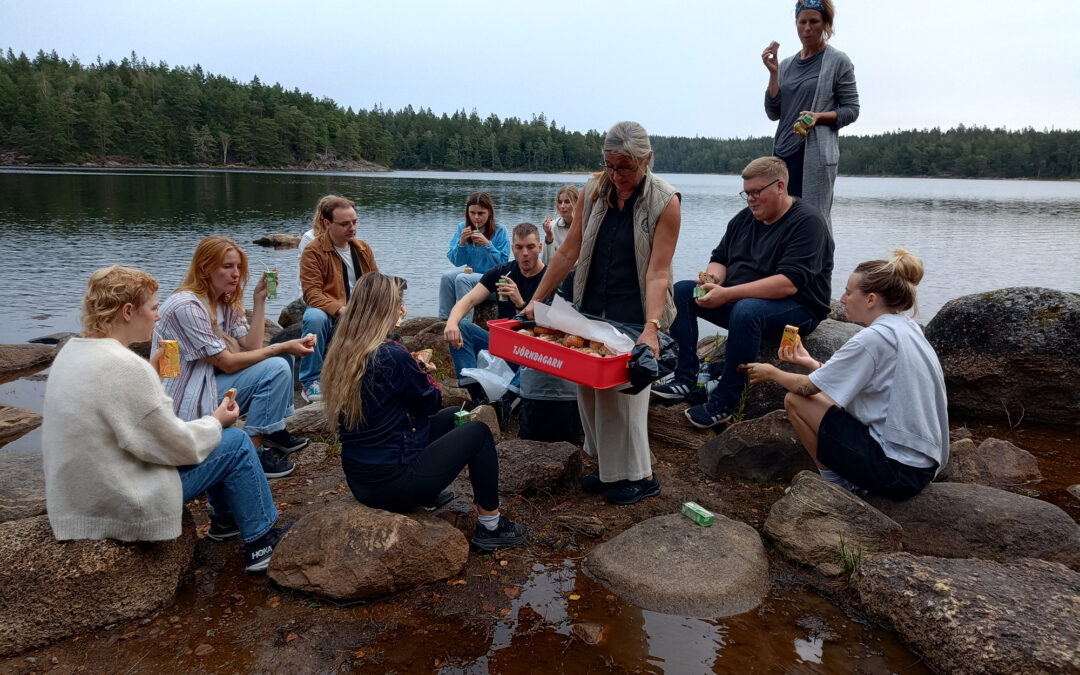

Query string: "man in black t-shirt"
[[653, 157, 834, 429]]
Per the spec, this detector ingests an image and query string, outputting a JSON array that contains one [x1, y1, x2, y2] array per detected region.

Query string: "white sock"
[[819, 469, 860, 493], [478, 513, 501, 531]]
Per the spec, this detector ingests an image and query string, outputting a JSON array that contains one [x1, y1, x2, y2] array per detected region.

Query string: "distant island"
[[1, 50, 1077, 179]]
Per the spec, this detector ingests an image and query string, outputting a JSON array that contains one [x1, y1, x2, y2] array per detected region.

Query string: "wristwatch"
[[646, 318, 661, 329]]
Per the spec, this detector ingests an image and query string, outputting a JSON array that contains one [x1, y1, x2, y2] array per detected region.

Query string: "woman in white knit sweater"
[[42, 266, 290, 573]]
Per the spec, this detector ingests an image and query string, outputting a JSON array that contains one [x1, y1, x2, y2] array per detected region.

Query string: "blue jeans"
[[178, 427, 278, 543], [299, 306, 336, 386], [215, 357, 295, 437], [448, 321, 490, 378], [670, 280, 819, 414], [439, 270, 484, 320]]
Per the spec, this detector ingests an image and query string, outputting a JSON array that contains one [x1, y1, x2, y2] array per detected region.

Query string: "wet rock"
[[495, 440, 582, 496], [698, 410, 816, 482], [742, 320, 863, 419], [796, 615, 839, 643], [586, 513, 769, 617], [0, 343, 57, 384], [925, 287, 1080, 425], [555, 515, 605, 538], [28, 332, 77, 346], [468, 404, 500, 443], [866, 482, 1080, 570], [936, 437, 1042, 486], [284, 402, 335, 440], [0, 452, 46, 523], [431, 495, 477, 539], [647, 403, 716, 449], [278, 298, 307, 328], [267, 501, 468, 602], [397, 316, 444, 338], [252, 233, 301, 248], [244, 311, 283, 345], [0, 405, 42, 449], [854, 553, 1080, 675], [0, 511, 196, 655], [571, 623, 605, 645], [764, 471, 902, 577]]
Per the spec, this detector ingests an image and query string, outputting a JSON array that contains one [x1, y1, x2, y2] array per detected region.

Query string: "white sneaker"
[[301, 380, 322, 403]]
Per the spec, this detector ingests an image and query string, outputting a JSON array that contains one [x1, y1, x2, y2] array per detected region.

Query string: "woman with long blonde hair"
[[323, 272, 527, 551], [156, 235, 317, 478]]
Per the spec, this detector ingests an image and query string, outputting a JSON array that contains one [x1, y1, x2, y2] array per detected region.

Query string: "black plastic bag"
[[602, 319, 678, 395]]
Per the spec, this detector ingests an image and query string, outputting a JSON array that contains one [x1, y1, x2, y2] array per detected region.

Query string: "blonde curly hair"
[[81, 265, 158, 337]]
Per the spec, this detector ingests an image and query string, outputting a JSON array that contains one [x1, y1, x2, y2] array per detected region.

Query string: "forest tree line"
[[1, 50, 1078, 179]]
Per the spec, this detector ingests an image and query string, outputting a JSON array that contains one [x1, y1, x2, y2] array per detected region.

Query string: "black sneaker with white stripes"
[[651, 380, 694, 401]]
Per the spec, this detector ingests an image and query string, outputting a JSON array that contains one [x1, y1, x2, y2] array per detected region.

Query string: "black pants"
[[347, 408, 500, 512], [778, 143, 806, 198], [518, 399, 583, 445]]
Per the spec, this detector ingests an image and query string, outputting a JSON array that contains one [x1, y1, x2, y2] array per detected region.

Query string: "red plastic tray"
[[487, 319, 631, 390]]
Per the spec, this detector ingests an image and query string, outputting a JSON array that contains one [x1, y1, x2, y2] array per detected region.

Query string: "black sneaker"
[[684, 403, 734, 429], [651, 380, 694, 401], [243, 522, 294, 573], [262, 429, 310, 455], [422, 490, 455, 511], [604, 475, 661, 505], [206, 514, 240, 541], [258, 449, 295, 479], [471, 514, 528, 551], [580, 469, 619, 494]]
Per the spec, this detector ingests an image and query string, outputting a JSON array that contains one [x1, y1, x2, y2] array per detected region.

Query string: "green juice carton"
[[681, 501, 715, 527], [266, 268, 278, 299]]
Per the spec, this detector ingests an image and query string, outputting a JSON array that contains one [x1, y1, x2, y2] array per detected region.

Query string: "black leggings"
[[778, 143, 806, 198], [346, 408, 500, 512]]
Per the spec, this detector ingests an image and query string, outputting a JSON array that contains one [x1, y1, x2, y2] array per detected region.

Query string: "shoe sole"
[[245, 557, 271, 573], [470, 532, 528, 552], [205, 530, 240, 542], [684, 408, 733, 429], [604, 482, 661, 506], [650, 389, 689, 401], [264, 467, 295, 479], [423, 492, 455, 511], [263, 436, 310, 455]]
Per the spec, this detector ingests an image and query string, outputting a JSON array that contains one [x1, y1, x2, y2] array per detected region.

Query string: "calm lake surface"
[[1, 168, 1077, 672]]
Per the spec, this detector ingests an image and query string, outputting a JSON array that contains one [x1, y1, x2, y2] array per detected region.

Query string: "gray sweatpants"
[[577, 384, 652, 483]]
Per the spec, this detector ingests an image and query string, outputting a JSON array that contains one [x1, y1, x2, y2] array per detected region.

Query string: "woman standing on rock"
[[438, 191, 510, 321], [156, 235, 317, 479], [322, 272, 527, 551], [42, 265, 290, 572], [743, 250, 949, 499], [762, 0, 859, 231]]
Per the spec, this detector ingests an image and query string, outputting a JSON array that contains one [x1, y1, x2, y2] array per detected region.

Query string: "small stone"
[[571, 623, 605, 645], [194, 643, 214, 657]]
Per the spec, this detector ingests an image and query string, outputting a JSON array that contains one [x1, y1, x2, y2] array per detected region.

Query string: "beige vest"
[[574, 172, 680, 329]]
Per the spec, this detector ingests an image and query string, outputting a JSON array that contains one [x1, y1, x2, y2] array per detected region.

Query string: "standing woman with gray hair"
[[523, 121, 681, 505], [762, 0, 859, 231]]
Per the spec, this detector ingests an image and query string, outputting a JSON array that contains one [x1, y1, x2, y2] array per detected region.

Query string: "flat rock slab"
[[0, 512, 195, 655], [0, 343, 56, 384], [855, 553, 1080, 675], [585, 513, 769, 617], [252, 233, 301, 248], [0, 452, 46, 523], [495, 440, 582, 496], [867, 481, 1080, 570], [764, 471, 902, 577], [647, 403, 715, 450], [268, 501, 468, 602], [937, 437, 1042, 486], [0, 405, 42, 449], [699, 410, 817, 482]]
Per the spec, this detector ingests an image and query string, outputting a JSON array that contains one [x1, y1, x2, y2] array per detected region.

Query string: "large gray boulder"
[[0, 343, 56, 385], [267, 502, 468, 602], [698, 410, 816, 482], [925, 287, 1080, 425], [495, 440, 583, 496], [0, 511, 196, 655], [867, 482, 1080, 570], [936, 437, 1042, 486], [277, 298, 307, 328], [0, 405, 42, 449], [0, 452, 46, 523], [764, 471, 903, 577], [855, 553, 1080, 675], [585, 513, 769, 617]]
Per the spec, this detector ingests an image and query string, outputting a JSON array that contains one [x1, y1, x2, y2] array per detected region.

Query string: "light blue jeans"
[[439, 270, 484, 320], [449, 321, 520, 390], [215, 357, 295, 437], [298, 306, 335, 386], [178, 427, 278, 543]]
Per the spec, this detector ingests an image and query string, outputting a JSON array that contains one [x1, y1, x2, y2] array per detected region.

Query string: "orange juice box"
[[158, 340, 180, 378], [780, 325, 800, 359]]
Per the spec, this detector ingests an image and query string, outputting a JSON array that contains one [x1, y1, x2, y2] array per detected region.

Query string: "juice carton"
[[265, 268, 278, 299], [681, 501, 715, 526], [780, 325, 800, 359], [158, 340, 180, 378]]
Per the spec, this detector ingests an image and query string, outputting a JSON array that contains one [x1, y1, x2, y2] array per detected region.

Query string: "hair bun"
[[891, 248, 924, 286]]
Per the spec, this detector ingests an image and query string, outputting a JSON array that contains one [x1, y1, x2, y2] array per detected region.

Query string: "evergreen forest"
[[2, 50, 1078, 179]]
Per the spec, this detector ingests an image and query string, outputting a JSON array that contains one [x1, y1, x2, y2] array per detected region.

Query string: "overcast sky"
[[2, 0, 1077, 139]]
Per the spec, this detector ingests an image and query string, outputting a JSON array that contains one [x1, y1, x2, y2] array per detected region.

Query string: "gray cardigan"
[[765, 45, 859, 233]]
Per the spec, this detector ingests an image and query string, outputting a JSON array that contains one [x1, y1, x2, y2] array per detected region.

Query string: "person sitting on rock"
[[321, 272, 528, 551], [156, 235, 316, 479], [742, 250, 949, 499], [298, 194, 379, 403], [42, 265, 292, 572], [653, 156, 834, 430], [438, 191, 511, 322]]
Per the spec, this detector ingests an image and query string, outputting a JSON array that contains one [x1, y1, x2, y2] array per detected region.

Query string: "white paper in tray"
[[533, 295, 637, 355]]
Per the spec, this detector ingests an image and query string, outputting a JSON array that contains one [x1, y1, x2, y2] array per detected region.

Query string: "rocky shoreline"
[[0, 286, 1077, 672]]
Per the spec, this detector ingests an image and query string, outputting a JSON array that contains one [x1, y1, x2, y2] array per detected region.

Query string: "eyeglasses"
[[739, 179, 780, 201], [600, 162, 639, 177], [330, 219, 357, 227]]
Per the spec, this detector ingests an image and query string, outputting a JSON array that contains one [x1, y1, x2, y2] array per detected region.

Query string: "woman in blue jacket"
[[321, 272, 526, 551], [438, 191, 510, 320]]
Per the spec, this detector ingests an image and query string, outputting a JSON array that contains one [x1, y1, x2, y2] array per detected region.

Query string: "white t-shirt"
[[296, 228, 316, 296], [335, 244, 356, 291], [809, 313, 949, 471]]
